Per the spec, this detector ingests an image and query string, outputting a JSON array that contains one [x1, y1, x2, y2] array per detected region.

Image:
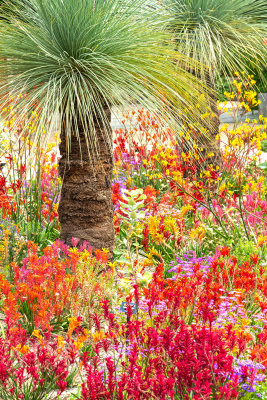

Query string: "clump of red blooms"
[[0, 219, 265, 393], [0, 148, 60, 222], [80, 261, 264, 400], [0, 243, 265, 399], [0, 173, 16, 218], [81, 323, 240, 400], [0, 336, 76, 398]]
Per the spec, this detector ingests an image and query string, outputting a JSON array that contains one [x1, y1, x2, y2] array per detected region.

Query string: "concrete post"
[[258, 93, 267, 118]]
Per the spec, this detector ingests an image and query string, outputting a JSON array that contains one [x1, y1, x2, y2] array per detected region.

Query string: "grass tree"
[[166, 0, 267, 165], [0, 0, 208, 254]]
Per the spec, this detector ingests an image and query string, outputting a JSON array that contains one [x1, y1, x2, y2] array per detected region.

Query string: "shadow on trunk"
[[58, 105, 115, 255]]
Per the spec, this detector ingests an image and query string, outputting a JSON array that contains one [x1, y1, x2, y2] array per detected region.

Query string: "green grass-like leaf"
[[0, 0, 210, 159], [166, 0, 267, 85]]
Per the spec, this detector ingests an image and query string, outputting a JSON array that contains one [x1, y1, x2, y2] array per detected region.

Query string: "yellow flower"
[[108, 261, 117, 273], [149, 247, 161, 258], [14, 344, 30, 355], [164, 216, 177, 233], [180, 204, 193, 217], [126, 177, 132, 188], [74, 328, 89, 350], [32, 329, 44, 343], [57, 335, 64, 347], [148, 216, 160, 236], [56, 336, 65, 354], [67, 317, 81, 338], [189, 225, 206, 241], [257, 235, 267, 247], [219, 183, 226, 193], [92, 330, 106, 342], [80, 249, 91, 262]]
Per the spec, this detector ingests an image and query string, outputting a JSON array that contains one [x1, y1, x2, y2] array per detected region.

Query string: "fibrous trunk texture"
[[58, 107, 114, 254], [181, 71, 222, 175], [200, 73, 222, 169]]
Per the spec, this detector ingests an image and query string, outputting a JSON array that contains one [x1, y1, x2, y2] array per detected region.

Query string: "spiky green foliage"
[[166, 0, 267, 83], [0, 0, 209, 158]]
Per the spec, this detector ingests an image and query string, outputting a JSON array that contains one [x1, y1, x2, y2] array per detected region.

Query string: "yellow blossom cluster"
[[243, 176, 265, 196], [222, 119, 267, 164], [218, 72, 261, 115], [189, 225, 206, 241], [146, 213, 184, 246], [180, 204, 193, 217], [257, 235, 267, 247], [147, 216, 165, 244]]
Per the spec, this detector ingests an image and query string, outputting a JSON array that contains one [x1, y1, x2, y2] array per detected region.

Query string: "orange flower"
[[67, 317, 81, 339], [14, 343, 30, 355], [92, 330, 107, 342]]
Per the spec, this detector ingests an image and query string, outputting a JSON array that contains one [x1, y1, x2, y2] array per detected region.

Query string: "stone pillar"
[[259, 93, 267, 118]]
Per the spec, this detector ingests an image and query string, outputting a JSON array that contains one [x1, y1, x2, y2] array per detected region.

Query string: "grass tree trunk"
[[201, 73, 222, 170], [58, 106, 115, 254], [181, 72, 222, 175]]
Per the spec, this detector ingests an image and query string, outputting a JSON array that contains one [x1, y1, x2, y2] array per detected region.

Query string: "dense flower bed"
[[0, 75, 266, 399]]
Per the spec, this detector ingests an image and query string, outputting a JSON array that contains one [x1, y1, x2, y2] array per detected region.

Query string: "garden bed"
[[0, 80, 266, 400]]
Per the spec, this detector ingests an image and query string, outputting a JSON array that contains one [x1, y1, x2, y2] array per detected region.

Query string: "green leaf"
[[128, 198, 137, 206], [167, 0, 267, 86], [258, 162, 267, 170], [130, 211, 137, 220], [118, 201, 129, 209]]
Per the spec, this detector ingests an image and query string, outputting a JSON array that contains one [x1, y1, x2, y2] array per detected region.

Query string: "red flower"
[[57, 380, 67, 394]]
